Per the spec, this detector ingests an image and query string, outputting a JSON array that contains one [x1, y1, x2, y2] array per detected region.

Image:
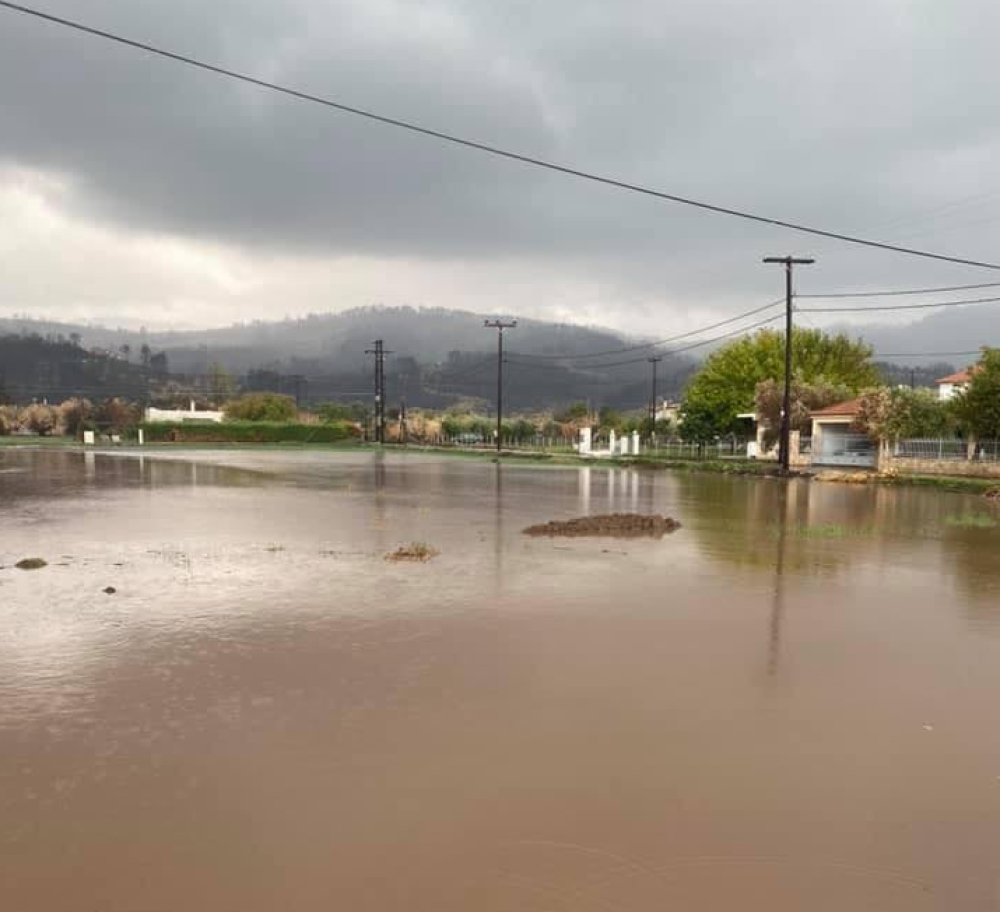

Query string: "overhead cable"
[[2, 0, 1000, 269]]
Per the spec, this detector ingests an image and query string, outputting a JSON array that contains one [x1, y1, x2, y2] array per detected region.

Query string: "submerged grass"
[[773, 523, 876, 540], [944, 513, 999, 529]]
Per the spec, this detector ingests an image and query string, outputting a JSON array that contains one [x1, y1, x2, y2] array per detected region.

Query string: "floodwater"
[[2, 448, 1000, 912]]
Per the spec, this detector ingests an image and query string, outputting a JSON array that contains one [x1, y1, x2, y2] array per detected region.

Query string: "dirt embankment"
[[523, 513, 681, 539]]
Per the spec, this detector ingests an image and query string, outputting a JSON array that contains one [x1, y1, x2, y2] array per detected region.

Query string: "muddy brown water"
[[2, 448, 1000, 911]]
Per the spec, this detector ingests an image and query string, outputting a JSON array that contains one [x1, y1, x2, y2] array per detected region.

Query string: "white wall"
[[937, 382, 965, 402], [145, 402, 224, 423]]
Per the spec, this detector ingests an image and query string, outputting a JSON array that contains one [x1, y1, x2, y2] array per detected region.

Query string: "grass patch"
[[0, 435, 73, 447], [875, 473, 1000, 495], [944, 513, 999, 529], [773, 523, 875, 539]]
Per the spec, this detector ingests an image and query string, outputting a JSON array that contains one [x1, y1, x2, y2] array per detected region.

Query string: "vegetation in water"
[[773, 523, 875, 539], [944, 513, 999, 529]]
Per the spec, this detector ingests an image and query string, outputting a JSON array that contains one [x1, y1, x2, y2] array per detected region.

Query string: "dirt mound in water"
[[814, 471, 874, 485], [385, 542, 439, 562], [524, 513, 681, 539]]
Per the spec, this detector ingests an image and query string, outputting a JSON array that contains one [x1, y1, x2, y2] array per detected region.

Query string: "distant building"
[[144, 400, 225, 423], [654, 400, 681, 424], [935, 368, 974, 401]]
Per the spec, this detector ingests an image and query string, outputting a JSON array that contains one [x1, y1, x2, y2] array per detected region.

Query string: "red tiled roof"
[[811, 398, 862, 418], [935, 368, 973, 385]]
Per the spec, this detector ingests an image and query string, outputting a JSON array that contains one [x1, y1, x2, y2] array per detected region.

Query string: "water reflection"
[[768, 481, 790, 678], [3, 450, 1000, 911]]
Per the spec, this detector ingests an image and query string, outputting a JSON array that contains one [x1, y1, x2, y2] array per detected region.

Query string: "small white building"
[[144, 400, 225, 423], [935, 368, 973, 401], [654, 400, 681, 425]]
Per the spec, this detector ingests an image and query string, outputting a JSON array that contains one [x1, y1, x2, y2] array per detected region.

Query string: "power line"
[[507, 313, 784, 372], [872, 349, 983, 359], [799, 280, 1000, 299], [799, 294, 1000, 314], [510, 299, 784, 362], [3, 0, 1000, 271]]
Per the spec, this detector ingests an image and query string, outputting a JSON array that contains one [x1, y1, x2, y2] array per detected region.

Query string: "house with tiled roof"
[[935, 367, 975, 401], [809, 398, 876, 467]]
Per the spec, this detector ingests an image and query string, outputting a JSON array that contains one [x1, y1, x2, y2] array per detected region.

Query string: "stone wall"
[[883, 455, 1000, 479]]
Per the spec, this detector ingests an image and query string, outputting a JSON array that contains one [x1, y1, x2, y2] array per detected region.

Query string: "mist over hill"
[[2, 303, 992, 410]]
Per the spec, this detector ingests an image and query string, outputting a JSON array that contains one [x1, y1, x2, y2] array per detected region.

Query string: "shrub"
[[19, 403, 58, 436], [317, 402, 368, 424], [223, 393, 297, 422], [58, 398, 94, 437], [139, 420, 358, 444], [0, 404, 18, 435]]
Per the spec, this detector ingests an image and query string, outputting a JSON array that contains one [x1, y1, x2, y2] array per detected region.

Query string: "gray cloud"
[[1, 0, 1000, 331]]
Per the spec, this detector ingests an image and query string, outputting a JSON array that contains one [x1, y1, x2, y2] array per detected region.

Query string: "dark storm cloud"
[[2, 0, 1000, 309]]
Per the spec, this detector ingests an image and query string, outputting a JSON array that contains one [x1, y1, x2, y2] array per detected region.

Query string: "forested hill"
[[0, 334, 156, 404], [1, 307, 701, 410], [0, 306, 640, 374]]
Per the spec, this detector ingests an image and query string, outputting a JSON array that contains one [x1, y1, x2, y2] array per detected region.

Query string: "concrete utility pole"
[[365, 340, 394, 443], [763, 255, 815, 473], [647, 356, 663, 423], [484, 320, 516, 454]]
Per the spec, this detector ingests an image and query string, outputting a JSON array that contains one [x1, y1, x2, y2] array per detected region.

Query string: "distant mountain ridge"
[[0, 306, 645, 375], [3, 302, 995, 371]]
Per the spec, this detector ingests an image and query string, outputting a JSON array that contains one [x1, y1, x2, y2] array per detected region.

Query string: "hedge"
[[139, 420, 359, 444]]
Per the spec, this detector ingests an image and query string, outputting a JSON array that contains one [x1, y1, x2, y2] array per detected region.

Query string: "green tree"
[[854, 386, 953, 442], [755, 378, 851, 449], [598, 406, 622, 430], [952, 349, 1000, 439], [208, 362, 236, 403], [680, 328, 877, 440], [318, 402, 367, 423], [555, 401, 589, 422], [223, 393, 297, 422]]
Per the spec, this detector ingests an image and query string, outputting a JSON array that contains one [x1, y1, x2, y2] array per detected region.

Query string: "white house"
[[935, 368, 973, 401], [144, 400, 225, 423]]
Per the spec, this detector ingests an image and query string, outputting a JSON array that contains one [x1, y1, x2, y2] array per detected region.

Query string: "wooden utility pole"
[[763, 256, 814, 473], [484, 320, 516, 454], [365, 340, 393, 443], [647, 356, 662, 423]]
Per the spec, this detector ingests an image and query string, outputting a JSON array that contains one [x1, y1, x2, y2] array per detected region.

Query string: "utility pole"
[[364, 340, 394, 443], [763, 256, 815, 473], [484, 320, 516, 454], [647, 356, 662, 423]]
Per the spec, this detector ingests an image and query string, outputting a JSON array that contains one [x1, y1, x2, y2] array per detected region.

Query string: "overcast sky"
[[1, 0, 999, 335]]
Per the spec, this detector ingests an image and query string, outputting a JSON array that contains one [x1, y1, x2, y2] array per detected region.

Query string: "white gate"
[[817, 429, 876, 467]]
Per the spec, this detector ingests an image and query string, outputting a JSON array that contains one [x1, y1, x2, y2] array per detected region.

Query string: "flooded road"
[[2, 448, 1000, 911]]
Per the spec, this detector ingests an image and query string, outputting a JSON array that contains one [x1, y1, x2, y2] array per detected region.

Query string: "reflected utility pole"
[[763, 256, 815, 473], [484, 320, 516, 454], [768, 481, 790, 677]]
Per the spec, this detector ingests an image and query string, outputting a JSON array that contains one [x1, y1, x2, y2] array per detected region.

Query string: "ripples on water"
[[2, 448, 999, 911]]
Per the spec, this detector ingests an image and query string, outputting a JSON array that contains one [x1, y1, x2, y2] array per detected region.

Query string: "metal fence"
[[423, 435, 748, 459], [647, 438, 747, 459], [894, 439, 1000, 462]]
